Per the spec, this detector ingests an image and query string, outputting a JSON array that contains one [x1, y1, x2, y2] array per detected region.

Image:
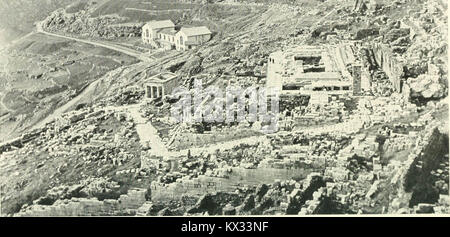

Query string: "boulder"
[[408, 74, 445, 99]]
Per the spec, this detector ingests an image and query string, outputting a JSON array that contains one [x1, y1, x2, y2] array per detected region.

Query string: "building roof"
[[147, 72, 178, 84], [145, 20, 175, 30], [179, 26, 212, 37], [159, 28, 178, 36]]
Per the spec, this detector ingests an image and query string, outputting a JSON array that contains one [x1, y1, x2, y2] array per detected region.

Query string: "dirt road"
[[36, 22, 153, 62]]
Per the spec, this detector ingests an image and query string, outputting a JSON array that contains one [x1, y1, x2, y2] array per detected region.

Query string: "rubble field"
[[0, 0, 449, 216]]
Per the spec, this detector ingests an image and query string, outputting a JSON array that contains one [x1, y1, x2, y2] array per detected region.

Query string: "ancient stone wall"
[[371, 43, 404, 92], [389, 125, 448, 211], [150, 167, 311, 202], [15, 188, 147, 216]]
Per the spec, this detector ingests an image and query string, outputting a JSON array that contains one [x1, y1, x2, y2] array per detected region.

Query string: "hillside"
[[0, 0, 448, 216], [0, 32, 138, 142], [0, 0, 95, 45]]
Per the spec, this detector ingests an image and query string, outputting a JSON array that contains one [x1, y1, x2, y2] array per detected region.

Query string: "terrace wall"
[[15, 189, 148, 216], [151, 167, 311, 201]]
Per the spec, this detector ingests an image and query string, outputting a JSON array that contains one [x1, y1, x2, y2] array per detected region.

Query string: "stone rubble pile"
[[16, 188, 147, 216], [43, 6, 142, 40]]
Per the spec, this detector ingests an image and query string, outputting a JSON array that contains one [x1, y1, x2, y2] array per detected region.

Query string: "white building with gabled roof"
[[175, 26, 212, 51], [141, 20, 212, 51], [142, 20, 175, 46], [158, 28, 178, 50]]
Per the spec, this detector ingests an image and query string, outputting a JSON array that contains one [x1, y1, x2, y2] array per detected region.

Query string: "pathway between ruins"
[[125, 104, 170, 157], [121, 103, 269, 159]]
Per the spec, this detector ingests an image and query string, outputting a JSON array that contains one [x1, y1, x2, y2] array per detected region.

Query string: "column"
[[161, 87, 165, 97], [156, 86, 160, 98], [145, 85, 150, 98], [150, 85, 154, 99]]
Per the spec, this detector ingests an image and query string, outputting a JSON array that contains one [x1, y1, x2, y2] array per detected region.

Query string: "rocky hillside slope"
[[0, 0, 92, 44], [0, 0, 448, 216], [0, 32, 138, 142]]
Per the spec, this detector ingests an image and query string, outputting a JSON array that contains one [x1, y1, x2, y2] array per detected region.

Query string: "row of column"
[[147, 85, 164, 99]]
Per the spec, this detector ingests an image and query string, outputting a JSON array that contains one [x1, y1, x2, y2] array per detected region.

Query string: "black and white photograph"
[[0, 0, 448, 221]]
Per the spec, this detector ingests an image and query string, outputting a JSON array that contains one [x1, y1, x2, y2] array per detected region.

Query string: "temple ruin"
[[144, 72, 179, 100]]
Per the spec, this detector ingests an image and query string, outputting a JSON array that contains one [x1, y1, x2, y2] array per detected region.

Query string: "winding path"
[[27, 22, 158, 131], [36, 22, 153, 62]]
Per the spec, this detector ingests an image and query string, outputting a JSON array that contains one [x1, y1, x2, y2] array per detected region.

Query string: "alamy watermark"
[[170, 79, 280, 134]]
